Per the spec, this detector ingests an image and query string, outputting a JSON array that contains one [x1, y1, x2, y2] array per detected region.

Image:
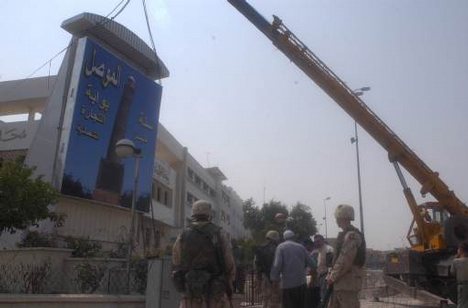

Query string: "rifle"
[[319, 285, 333, 308]]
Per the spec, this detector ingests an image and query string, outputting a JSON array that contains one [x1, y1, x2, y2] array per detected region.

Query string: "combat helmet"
[[192, 200, 212, 218], [265, 230, 280, 241], [334, 204, 355, 221]]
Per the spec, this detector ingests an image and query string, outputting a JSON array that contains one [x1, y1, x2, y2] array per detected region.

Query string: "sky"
[[1, 0, 468, 250]]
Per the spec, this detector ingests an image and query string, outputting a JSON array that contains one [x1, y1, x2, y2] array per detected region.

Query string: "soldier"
[[451, 241, 468, 307], [172, 200, 236, 308], [254, 230, 281, 308], [326, 204, 366, 308]]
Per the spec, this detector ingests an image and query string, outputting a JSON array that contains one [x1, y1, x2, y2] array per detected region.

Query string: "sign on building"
[[59, 37, 162, 212]]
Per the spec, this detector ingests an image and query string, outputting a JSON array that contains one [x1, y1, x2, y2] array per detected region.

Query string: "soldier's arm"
[[328, 231, 362, 283], [450, 259, 457, 277], [172, 235, 182, 268], [270, 245, 282, 282], [220, 231, 236, 284]]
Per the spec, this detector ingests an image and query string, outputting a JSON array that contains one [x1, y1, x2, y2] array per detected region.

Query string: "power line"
[[141, 0, 162, 82], [105, 0, 127, 18], [15, 0, 131, 82], [25, 46, 70, 80]]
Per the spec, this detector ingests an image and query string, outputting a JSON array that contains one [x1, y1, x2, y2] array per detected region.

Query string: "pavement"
[[360, 296, 442, 308]]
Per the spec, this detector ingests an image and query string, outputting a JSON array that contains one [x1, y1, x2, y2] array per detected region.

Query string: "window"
[[187, 192, 198, 206], [164, 191, 169, 205], [152, 180, 172, 207], [222, 191, 230, 206], [157, 187, 162, 203], [144, 228, 151, 247], [187, 168, 195, 181]]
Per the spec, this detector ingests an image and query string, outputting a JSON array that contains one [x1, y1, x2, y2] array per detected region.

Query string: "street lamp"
[[353, 86, 371, 97], [323, 196, 331, 239], [351, 86, 370, 237], [115, 138, 142, 293]]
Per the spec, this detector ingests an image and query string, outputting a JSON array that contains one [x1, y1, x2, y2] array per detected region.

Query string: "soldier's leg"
[[328, 290, 359, 308], [262, 276, 271, 307], [179, 296, 205, 308], [459, 284, 468, 308], [209, 293, 229, 308]]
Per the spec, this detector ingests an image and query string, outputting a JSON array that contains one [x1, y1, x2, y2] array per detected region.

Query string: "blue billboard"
[[61, 38, 162, 212]]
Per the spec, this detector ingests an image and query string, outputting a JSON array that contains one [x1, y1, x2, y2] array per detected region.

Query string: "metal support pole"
[[354, 121, 365, 236], [126, 154, 140, 293], [324, 201, 328, 239]]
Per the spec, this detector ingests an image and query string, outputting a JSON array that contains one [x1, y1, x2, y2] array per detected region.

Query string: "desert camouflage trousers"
[[260, 274, 281, 308], [328, 290, 360, 308]]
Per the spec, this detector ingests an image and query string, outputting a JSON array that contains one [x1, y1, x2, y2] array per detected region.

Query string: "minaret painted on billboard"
[[93, 76, 137, 204]]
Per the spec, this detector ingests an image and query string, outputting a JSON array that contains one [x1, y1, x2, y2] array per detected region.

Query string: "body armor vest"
[[180, 222, 222, 275], [334, 225, 366, 267]]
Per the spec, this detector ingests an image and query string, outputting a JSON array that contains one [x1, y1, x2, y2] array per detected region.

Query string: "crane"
[[227, 0, 468, 302]]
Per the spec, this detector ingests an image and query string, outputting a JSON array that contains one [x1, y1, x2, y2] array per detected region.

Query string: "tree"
[[243, 199, 318, 244], [0, 158, 59, 234], [242, 198, 263, 231], [243, 199, 289, 242], [287, 202, 317, 241]]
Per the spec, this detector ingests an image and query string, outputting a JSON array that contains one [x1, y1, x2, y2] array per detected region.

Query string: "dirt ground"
[[360, 270, 455, 308], [360, 296, 443, 308]]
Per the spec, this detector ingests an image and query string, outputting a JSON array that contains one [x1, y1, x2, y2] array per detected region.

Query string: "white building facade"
[[0, 76, 247, 254]]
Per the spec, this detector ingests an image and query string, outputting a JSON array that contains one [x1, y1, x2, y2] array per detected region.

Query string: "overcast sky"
[[1, 0, 467, 250]]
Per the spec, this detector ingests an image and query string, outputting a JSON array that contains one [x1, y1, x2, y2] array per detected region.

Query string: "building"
[[0, 74, 247, 253]]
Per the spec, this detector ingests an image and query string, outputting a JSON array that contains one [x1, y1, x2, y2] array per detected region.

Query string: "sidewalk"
[[361, 295, 442, 308]]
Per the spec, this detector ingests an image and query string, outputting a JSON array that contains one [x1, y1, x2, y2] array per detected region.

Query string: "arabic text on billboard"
[[61, 38, 162, 212]]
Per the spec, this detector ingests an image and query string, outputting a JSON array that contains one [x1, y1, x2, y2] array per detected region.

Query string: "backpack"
[[178, 222, 225, 297], [255, 242, 277, 278]]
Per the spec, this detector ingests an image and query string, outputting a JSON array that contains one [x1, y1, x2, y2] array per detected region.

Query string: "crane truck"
[[227, 0, 468, 303]]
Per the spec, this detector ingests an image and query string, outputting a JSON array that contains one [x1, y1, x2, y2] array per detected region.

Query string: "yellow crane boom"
[[227, 0, 468, 251]]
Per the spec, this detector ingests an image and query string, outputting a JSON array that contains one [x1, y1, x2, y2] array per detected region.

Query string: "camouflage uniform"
[[255, 231, 281, 308], [327, 225, 364, 308], [260, 273, 281, 308], [451, 256, 468, 307], [172, 201, 236, 308]]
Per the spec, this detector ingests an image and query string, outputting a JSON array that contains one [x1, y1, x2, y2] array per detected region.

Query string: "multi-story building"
[[0, 75, 247, 253]]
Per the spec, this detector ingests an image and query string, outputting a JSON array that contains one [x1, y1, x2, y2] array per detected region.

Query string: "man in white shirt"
[[312, 234, 334, 301]]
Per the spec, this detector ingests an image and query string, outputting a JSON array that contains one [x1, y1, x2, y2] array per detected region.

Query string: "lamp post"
[[115, 138, 142, 293], [323, 196, 331, 239], [351, 86, 370, 236]]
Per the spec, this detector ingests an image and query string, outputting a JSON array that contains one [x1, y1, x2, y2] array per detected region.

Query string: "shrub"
[[65, 237, 102, 258]]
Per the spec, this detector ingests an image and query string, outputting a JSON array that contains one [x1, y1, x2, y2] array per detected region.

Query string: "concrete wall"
[[0, 294, 144, 308], [63, 258, 127, 294], [0, 248, 72, 293], [55, 196, 133, 247]]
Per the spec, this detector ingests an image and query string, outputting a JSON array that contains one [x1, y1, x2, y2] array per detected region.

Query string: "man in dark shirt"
[[255, 230, 281, 308]]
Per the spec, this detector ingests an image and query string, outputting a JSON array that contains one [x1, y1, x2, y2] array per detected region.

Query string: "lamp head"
[[115, 139, 138, 158]]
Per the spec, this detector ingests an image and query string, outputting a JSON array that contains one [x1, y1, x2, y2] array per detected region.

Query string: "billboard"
[[60, 38, 162, 212]]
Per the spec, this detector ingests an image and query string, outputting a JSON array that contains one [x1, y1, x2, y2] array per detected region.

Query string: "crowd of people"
[[254, 204, 365, 308], [170, 199, 468, 308]]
